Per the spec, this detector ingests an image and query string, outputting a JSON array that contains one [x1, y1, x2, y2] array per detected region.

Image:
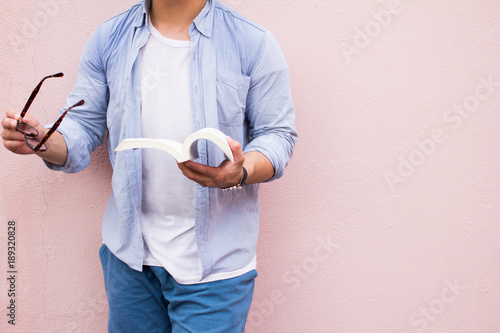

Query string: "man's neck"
[[150, 0, 207, 40]]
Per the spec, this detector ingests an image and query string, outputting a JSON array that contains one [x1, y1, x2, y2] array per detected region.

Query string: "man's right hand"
[[2, 109, 69, 165], [1, 109, 46, 155]]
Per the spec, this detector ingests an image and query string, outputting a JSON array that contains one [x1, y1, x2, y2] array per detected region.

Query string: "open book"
[[114, 127, 234, 163]]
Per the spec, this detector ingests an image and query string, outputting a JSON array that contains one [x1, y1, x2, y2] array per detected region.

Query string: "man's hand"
[[1, 109, 68, 165], [1, 109, 45, 155], [178, 136, 245, 188]]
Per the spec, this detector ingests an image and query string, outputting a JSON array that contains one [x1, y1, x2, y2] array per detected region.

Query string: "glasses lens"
[[25, 137, 47, 152], [18, 122, 38, 137]]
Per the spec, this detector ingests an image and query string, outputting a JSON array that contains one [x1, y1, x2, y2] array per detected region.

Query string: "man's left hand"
[[177, 136, 245, 188]]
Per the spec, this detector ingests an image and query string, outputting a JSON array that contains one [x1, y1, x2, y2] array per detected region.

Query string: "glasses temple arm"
[[32, 100, 84, 152], [19, 73, 64, 119]]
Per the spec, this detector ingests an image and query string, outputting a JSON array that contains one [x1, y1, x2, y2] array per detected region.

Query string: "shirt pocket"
[[215, 70, 251, 128]]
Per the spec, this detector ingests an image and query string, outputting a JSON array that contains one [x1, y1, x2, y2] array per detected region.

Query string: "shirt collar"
[[133, 0, 150, 27], [192, 0, 214, 38], [134, 0, 214, 38]]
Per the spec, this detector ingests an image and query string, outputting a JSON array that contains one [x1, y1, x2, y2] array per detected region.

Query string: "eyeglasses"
[[16, 72, 84, 152]]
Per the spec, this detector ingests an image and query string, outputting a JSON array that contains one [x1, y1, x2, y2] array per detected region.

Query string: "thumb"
[[226, 136, 244, 164], [21, 114, 43, 129]]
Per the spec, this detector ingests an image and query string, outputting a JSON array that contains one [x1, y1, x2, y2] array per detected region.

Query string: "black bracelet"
[[222, 166, 248, 191]]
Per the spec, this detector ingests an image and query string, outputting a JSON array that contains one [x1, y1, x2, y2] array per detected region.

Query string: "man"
[[1, 0, 296, 331]]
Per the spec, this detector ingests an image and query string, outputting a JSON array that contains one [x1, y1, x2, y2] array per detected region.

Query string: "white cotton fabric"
[[140, 17, 256, 284]]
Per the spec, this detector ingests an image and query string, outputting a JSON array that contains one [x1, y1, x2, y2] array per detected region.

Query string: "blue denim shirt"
[[45, 0, 297, 280]]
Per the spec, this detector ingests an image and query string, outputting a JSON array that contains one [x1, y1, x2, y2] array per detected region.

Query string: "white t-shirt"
[[140, 18, 256, 284], [140, 18, 201, 284]]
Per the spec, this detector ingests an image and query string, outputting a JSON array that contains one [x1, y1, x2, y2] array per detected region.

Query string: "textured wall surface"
[[1, 1, 499, 332]]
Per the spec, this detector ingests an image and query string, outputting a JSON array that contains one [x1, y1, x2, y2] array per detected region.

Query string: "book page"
[[114, 128, 234, 163]]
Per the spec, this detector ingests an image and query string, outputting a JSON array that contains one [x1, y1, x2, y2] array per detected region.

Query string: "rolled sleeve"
[[43, 24, 109, 173], [244, 31, 297, 182], [42, 117, 94, 173]]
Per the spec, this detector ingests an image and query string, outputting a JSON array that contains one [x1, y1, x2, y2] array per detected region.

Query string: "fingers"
[[19, 115, 41, 131], [2, 132, 33, 154], [3, 139, 29, 153], [1, 117, 18, 133], [175, 136, 246, 188], [3, 109, 19, 130], [2, 109, 35, 155], [183, 160, 216, 177], [5, 109, 20, 121], [1, 126, 24, 142], [177, 162, 215, 187], [2, 110, 23, 141], [226, 136, 244, 164]]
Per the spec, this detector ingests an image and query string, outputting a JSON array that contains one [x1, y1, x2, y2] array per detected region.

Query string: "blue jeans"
[[99, 244, 256, 333]]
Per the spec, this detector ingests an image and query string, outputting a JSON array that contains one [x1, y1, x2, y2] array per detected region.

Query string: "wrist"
[[222, 166, 248, 191]]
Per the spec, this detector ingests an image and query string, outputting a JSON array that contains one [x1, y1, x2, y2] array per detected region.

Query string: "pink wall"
[[1, 1, 499, 332]]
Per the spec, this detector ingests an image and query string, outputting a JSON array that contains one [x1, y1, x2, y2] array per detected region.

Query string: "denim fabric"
[[99, 245, 256, 333]]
